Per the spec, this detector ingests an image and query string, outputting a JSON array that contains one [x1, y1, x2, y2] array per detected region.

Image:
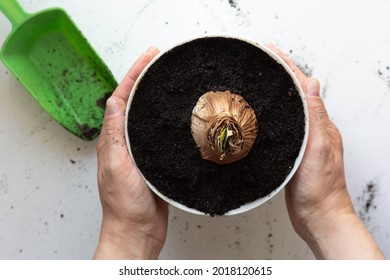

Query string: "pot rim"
[[125, 35, 309, 216]]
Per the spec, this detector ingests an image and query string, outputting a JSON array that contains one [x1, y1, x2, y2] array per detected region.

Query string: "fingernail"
[[146, 46, 158, 54], [306, 78, 320, 96], [106, 97, 120, 116]]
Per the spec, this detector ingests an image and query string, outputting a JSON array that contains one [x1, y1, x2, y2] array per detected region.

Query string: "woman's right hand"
[[268, 44, 385, 259]]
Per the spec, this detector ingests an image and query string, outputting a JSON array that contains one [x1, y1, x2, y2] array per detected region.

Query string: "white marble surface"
[[0, 0, 389, 259]]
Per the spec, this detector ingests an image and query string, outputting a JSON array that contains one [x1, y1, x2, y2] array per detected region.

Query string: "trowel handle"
[[0, 0, 29, 29]]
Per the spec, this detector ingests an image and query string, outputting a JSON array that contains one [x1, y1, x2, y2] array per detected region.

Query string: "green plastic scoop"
[[0, 0, 117, 140]]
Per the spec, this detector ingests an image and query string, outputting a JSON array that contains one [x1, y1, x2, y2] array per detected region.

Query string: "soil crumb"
[[357, 181, 378, 222], [228, 0, 238, 9], [377, 63, 390, 93], [288, 49, 313, 77], [96, 91, 112, 108]]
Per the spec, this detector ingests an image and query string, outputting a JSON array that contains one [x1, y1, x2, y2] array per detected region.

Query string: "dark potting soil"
[[127, 37, 305, 215]]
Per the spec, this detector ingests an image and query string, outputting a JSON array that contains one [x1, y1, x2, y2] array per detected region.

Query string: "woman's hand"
[[94, 47, 168, 260], [268, 44, 384, 259]]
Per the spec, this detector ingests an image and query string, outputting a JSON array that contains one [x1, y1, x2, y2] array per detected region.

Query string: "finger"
[[266, 44, 309, 90], [305, 78, 329, 130], [114, 47, 160, 101], [98, 47, 159, 155], [98, 47, 159, 171], [100, 95, 129, 170]]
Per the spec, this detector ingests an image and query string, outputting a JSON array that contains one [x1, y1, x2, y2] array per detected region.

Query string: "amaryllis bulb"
[[191, 91, 258, 164]]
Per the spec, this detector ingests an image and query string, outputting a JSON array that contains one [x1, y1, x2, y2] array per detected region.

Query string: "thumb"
[[105, 95, 123, 118], [305, 78, 329, 129], [101, 96, 129, 166]]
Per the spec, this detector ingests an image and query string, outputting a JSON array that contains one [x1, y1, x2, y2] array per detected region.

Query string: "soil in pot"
[[127, 37, 305, 216]]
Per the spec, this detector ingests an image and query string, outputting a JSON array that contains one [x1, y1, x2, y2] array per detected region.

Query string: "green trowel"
[[0, 0, 117, 140]]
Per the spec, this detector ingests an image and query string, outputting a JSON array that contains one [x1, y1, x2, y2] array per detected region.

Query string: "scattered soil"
[[364, 183, 376, 213], [127, 37, 305, 215], [377, 63, 390, 93], [77, 123, 99, 139], [228, 0, 238, 9], [96, 91, 113, 108], [288, 49, 313, 77], [358, 181, 378, 222]]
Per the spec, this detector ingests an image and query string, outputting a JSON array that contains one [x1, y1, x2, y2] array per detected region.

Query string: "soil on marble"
[[358, 181, 378, 222], [127, 37, 305, 215]]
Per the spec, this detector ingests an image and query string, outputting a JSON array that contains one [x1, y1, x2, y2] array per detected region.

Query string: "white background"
[[0, 0, 389, 259]]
